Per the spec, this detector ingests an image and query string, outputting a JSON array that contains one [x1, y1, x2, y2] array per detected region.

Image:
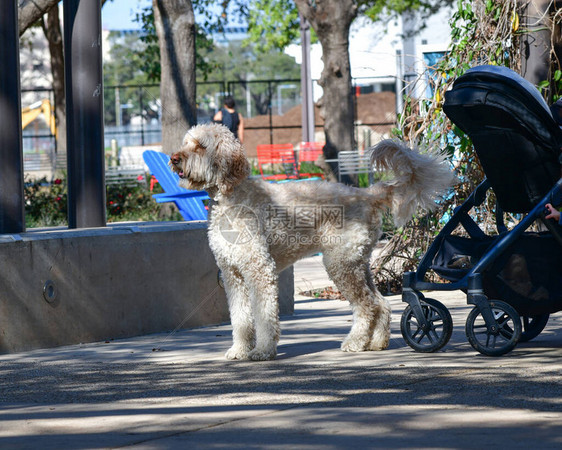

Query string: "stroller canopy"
[[444, 65, 562, 213]]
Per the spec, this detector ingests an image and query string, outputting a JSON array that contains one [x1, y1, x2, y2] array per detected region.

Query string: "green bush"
[[24, 177, 67, 227], [106, 181, 181, 222], [24, 176, 181, 228]]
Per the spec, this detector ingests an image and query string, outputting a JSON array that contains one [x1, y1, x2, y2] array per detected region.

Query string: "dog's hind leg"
[[323, 253, 390, 352], [222, 267, 255, 360], [365, 266, 392, 351]]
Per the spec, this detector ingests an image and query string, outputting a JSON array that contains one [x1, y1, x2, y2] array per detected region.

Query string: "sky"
[[102, 0, 152, 31], [102, 0, 238, 31]]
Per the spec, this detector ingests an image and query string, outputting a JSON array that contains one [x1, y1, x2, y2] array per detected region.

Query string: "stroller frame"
[[402, 178, 562, 356], [400, 65, 562, 356]]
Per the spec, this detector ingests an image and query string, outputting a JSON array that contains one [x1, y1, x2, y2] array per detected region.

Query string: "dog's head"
[[170, 123, 250, 197]]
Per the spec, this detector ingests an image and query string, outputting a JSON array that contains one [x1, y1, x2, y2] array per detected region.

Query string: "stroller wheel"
[[520, 314, 550, 343], [400, 298, 453, 353], [465, 300, 521, 356]]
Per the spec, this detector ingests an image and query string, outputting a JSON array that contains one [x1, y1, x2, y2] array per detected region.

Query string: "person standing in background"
[[214, 96, 244, 143]]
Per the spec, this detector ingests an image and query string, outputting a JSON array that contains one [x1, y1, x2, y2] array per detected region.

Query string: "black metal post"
[[64, 0, 106, 228], [0, 0, 25, 234]]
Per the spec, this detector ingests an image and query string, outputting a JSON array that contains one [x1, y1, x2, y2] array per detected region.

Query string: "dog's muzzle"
[[170, 154, 186, 178]]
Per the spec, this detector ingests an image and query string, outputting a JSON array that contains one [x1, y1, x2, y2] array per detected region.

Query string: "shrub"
[[24, 177, 67, 227], [24, 176, 181, 228]]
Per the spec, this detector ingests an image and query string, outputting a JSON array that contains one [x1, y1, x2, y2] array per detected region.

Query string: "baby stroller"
[[400, 65, 562, 356]]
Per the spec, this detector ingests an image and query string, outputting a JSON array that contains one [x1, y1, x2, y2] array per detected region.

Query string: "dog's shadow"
[[275, 328, 406, 360], [275, 339, 341, 360]]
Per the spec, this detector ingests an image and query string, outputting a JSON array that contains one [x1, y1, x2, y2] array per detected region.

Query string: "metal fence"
[[21, 75, 398, 173], [21, 87, 57, 172]]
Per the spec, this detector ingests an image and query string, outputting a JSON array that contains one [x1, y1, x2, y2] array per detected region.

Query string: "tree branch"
[[19, 0, 110, 36], [18, 0, 60, 36]]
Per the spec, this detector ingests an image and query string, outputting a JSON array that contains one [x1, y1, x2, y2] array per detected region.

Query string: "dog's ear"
[[218, 146, 250, 196], [181, 132, 206, 155]]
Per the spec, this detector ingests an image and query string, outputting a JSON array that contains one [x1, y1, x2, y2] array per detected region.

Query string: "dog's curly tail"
[[369, 139, 456, 228]]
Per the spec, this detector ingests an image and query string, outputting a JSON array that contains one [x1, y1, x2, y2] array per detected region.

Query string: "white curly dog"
[[170, 123, 453, 361]]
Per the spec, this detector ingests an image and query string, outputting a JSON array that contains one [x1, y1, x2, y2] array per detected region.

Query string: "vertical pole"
[[115, 87, 121, 127], [300, 14, 315, 143], [401, 12, 418, 97], [246, 84, 251, 118], [64, 0, 106, 228], [395, 49, 404, 114], [140, 88, 145, 146], [268, 81, 273, 145], [0, 0, 25, 234]]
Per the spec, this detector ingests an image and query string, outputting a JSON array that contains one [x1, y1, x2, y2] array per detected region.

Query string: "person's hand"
[[545, 203, 561, 221]]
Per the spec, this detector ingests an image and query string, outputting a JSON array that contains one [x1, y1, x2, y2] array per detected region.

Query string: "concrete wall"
[[0, 221, 294, 353]]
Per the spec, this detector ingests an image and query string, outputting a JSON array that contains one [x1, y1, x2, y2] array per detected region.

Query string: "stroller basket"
[[431, 233, 562, 316]]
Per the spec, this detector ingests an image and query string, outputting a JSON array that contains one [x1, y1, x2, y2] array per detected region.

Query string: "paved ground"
[[2, 255, 562, 449]]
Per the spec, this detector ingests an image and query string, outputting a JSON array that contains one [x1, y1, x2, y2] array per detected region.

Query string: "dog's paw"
[[367, 341, 389, 351], [225, 345, 251, 360], [341, 337, 368, 352], [248, 347, 277, 361], [368, 333, 390, 351]]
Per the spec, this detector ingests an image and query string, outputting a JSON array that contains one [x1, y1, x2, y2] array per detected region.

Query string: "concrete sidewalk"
[[2, 256, 562, 448]]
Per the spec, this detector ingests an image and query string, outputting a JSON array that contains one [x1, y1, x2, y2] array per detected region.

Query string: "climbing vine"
[[371, 0, 561, 293], [399, 0, 521, 153]]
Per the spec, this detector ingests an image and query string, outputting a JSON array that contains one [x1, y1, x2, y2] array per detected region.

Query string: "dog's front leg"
[[246, 266, 280, 361], [221, 268, 255, 360]]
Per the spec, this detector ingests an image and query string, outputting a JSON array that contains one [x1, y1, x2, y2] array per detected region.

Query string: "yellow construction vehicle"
[[22, 99, 56, 137]]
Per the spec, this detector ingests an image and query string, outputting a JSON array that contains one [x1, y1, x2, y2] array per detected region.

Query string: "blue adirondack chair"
[[143, 150, 209, 221]]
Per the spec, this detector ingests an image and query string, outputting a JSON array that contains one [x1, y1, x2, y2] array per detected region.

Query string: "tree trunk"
[[153, 0, 197, 154], [520, 0, 553, 95], [41, 5, 66, 170], [294, 0, 358, 183]]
